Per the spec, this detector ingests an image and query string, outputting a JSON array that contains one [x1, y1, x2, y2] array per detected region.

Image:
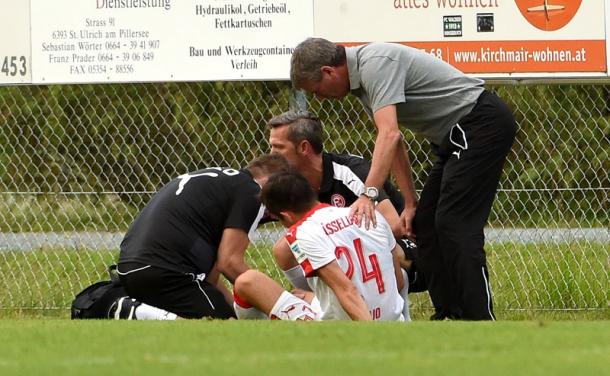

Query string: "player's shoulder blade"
[[328, 152, 366, 167], [171, 167, 250, 197]]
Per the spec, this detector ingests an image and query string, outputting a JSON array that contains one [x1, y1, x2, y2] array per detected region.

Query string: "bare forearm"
[[376, 200, 404, 237], [391, 247, 405, 292], [216, 278, 234, 305], [337, 288, 372, 321], [217, 228, 251, 285], [391, 141, 417, 208], [219, 257, 250, 284], [365, 127, 402, 189], [366, 105, 403, 190], [318, 262, 372, 320]]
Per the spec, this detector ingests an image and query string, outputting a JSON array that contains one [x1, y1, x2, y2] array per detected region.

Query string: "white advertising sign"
[[31, 0, 313, 83], [0, 0, 32, 84]]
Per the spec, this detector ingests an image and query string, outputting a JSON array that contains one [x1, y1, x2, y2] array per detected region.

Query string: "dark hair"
[[260, 170, 317, 217], [267, 110, 324, 154], [290, 38, 346, 88], [245, 154, 290, 177]]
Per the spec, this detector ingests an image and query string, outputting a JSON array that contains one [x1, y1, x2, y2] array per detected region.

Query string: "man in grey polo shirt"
[[290, 38, 516, 320]]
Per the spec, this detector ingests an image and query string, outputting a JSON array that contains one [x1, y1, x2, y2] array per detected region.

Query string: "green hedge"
[[0, 82, 608, 227]]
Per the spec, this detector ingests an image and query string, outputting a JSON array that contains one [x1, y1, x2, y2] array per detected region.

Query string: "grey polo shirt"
[[346, 42, 485, 145]]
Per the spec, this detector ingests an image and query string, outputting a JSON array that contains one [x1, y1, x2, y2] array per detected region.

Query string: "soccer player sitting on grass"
[[266, 110, 425, 298], [233, 170, 406, 321], [110, 154, 290, 320]]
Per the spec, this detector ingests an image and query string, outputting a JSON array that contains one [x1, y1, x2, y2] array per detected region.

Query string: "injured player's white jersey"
[[284, 203, 404, 321]]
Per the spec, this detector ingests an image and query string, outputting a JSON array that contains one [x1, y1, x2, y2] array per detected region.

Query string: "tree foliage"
[[0, 82, 607, 225]]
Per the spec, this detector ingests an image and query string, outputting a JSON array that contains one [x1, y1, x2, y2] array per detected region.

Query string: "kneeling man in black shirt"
[[112, 154, 289, 320]]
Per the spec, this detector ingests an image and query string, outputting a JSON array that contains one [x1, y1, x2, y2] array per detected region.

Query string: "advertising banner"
[[313, 0, 607, 76], [30, 0, 313, 83], [9, 0, 610, 83], [0, 1, 32, 84]]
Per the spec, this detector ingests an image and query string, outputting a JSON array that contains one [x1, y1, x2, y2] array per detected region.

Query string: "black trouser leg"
[[415, 90, 516, 320], [434, 90, 516, 320], [414, 163, 462, 319]]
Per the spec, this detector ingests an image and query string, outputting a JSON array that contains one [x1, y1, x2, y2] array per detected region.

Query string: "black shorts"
[[117, 262, 235, 319], [397, 239, 428, 294]]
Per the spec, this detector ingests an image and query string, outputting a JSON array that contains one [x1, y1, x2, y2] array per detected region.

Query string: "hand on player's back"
[[349, 195, 377, 230]]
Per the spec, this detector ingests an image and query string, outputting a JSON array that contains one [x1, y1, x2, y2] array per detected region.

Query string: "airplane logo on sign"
[[515, 0, 581, 31], [528, 0, 565, 21]]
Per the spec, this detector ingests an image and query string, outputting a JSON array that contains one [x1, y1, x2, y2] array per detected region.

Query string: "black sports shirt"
[[119, 167, 264, 274], [319, 152, 404, 212]]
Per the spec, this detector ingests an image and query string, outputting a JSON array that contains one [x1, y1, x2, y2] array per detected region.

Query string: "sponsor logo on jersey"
[[330, 194, 346, 207], [289, 240, 307, 263]]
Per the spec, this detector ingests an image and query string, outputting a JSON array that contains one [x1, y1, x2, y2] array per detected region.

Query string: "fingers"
[[350, 197, 376, 230], [292, 291, 306, 300], [405, 229, 416, 242], [367, 204, 377, 228], [400, 209, 417, 241]]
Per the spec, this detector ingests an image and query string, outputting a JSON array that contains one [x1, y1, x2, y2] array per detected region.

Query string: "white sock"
[[283, 265, 310, 291], [135, 303, 178, 320], [233, 302, 269, 320], [233, 292, 269, 320], [270, 291, 318, 321]]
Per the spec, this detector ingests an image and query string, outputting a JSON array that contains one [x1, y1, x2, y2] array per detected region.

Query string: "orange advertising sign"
[[409, 40, 605, 73], [315, 0, 607, 76], [344, 39, 605, 73], [515, 0, 582, 31]]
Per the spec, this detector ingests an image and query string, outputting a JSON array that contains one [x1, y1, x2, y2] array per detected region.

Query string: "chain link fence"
[[0, 81, 609, 315]]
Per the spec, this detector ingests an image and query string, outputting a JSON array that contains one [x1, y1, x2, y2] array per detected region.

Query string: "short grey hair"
[[267, 110, 324, 154], [290, 38, 346, 89]]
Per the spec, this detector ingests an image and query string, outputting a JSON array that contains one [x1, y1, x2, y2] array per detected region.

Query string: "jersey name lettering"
[[322, 215, 354, 235]]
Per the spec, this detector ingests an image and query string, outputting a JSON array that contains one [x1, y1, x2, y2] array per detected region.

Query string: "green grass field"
[[1, 242, 609, 374], [1, 241, 608, 318], [0, 320, 609, 375]]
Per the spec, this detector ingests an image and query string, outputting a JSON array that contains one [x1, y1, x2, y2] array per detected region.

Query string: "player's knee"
[[234, 270, 260, 296]]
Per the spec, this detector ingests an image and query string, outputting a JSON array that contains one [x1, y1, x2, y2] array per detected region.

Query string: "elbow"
[[217, 257, 245, 284], [272, 241, 297, 271], [378, 128, 403, 150], [216, 262, 232, 282], [384, 128, 402, 143]]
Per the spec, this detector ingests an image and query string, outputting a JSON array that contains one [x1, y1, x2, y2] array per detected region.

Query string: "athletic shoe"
[[429, 311, 461, 321], [111, 297, 141, 320]]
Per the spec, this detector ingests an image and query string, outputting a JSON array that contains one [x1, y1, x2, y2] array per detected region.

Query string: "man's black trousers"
[[414, 90, 517, 320]]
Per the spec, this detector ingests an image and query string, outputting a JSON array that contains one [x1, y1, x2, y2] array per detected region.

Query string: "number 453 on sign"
[[1, 55, 27, 77]]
